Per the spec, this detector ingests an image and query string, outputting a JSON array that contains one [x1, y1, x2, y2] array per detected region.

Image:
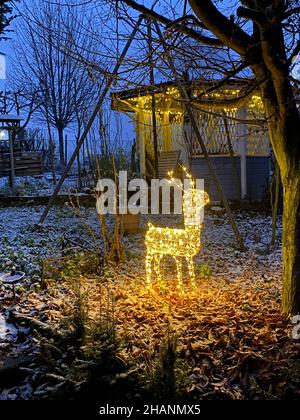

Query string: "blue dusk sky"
[[0, 0, 247, 155]]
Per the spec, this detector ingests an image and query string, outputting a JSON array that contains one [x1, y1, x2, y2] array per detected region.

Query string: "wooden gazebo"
[[111, 80, 271, 201]]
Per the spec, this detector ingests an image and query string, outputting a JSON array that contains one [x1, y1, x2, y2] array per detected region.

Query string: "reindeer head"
[[168, 166, 209, 226], [183, 188, 209, 227]]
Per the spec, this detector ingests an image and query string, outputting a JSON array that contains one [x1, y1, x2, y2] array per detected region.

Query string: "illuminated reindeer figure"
[[145, 171, 209, 292]]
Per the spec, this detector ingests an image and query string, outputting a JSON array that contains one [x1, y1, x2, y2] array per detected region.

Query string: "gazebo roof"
[[0, 114, 23, 122], [111, 78, 254, 113], [112, 77, 300, 114], [112, 78, 245, 101], [0, 114, 23, 130]]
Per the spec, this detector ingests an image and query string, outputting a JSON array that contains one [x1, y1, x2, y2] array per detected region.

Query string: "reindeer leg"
[[187, 256, 196, 288], [145, 252, 153, 289], [174, 256, 183, 293], [154, 254, 162, 285]]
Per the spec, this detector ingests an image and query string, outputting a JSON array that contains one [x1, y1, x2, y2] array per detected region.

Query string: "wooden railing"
[[136, 108, 270, 158], [191, 110, 270, 157]]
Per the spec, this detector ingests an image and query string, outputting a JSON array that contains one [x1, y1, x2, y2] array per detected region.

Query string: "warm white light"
[[145, 170, 209, 293], [0, 130, 6, 140]]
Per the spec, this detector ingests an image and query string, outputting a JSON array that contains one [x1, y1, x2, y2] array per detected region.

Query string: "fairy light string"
[[145, 167, 209, 293]]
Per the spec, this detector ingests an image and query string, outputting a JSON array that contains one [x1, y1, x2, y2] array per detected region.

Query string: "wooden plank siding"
[[191, 157, 241, 201], [190, 156, 270, 201], [0, 151, 43, 177], [246, 156, 271, 201]]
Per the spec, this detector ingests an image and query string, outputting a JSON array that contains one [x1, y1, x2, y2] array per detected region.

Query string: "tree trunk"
[[281, 173, 300, 315], [266, 114, 300, 315], [57, 127, 65, 169], [49, 129, 56, 184], [76, 135, 82, 190], [187, 0, 300, 315], [271, 161, 280, 247], [259, 78, 300, 315]]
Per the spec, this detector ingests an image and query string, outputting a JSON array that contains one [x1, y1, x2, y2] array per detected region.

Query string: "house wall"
[[246, 156, 271, 201], [190, 156, 270, 201], [132, 104, 271, 194]]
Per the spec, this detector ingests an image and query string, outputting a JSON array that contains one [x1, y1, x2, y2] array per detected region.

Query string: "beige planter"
[[121, 213, 141, 234]]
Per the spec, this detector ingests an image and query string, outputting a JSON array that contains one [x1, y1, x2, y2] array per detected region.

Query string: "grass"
[[148, 333, 179, 400]]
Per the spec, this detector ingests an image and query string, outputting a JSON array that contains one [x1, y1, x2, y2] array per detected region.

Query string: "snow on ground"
[[0, 174, 87, 197], [0, 206, 285, 400], [0, 205, 282, 286], [0, 205, 101, 279]]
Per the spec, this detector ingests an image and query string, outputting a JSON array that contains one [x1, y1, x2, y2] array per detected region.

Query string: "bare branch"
[[288, 39, 300, 65], [188, 0, 252, 55], [237, 6, 267, 24], [119, 0, 223, 46], [284, 6, 300, 19]]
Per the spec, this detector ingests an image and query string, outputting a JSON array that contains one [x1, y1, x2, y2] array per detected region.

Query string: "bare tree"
[[114, 0, 300, 315], [0, 0, 14, 43], [11, 0, 99, 169], [189, 0, 300, 316]]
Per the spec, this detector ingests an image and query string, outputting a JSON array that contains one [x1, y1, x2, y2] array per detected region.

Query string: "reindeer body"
[[146, 225, 201, 257], [145, 188, 209, 291]]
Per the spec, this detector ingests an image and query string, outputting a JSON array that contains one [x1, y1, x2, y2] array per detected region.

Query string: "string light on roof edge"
[[145, 167, 209, 294]]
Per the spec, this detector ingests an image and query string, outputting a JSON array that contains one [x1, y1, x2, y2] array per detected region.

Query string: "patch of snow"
[[0, 314, 17, 340], [0, 174, 89, 197]]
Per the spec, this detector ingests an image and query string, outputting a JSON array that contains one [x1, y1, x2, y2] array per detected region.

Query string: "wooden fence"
[[0, 151, 43, 177]]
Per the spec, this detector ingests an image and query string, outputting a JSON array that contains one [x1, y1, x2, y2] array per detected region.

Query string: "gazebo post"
[[237, 108, 248, 199], [0, 114, 22, 193], [8, 129, 16, 192], [136, 106, 146, 178]]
